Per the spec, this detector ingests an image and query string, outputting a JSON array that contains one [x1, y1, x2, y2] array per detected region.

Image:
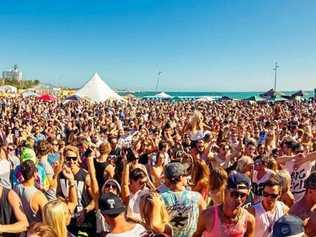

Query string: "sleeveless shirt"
[[0, 187, 19, 237], [94, 159, 110, 189], [203, 205, 249, 237], [14, 185, 42, 224], [57, 168, 91, 212]]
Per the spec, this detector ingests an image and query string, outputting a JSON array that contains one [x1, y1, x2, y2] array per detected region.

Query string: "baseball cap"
[[164, 162, 186, 182], [272, 215, 305, 237], [227, 171, 251, 193], [99, 193, 126, 216], [304, 171, 316, 189]]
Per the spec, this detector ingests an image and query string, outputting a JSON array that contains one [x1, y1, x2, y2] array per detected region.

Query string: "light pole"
[[155, 72, 162, 92], [273, 62, 279, 91]]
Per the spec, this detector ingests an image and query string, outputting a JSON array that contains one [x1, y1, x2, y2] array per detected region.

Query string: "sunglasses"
[[230, 190, 248, 199], [65, 156, 77, 162], [263, 192, 279, 199], [105, 183, 117, 189]]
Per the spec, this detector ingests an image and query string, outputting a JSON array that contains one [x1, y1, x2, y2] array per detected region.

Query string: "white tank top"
[[253, 201, 285, 237]]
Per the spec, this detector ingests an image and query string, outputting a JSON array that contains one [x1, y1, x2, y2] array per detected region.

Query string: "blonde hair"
[[139, 192, 170, 233], [42, 199, 69, 237], [190, 110, 203, 129], [99, 142, 111, 155], [27, 222, 58, 237]]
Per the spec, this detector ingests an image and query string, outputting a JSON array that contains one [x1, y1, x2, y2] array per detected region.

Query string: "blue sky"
[[0, 0, 315, 91]]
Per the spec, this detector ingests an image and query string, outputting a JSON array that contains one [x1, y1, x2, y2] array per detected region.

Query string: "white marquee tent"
[[0, 85, 17, 93], [76, 73, 123, 102]]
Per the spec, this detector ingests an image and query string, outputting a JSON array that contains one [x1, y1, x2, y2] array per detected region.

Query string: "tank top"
[[0, 187, 19, 237], [160, 190, 201, 237], [203, 205, 248, 237], [253, 201, 285, 237], [14, 184, 42, 224], [57, 168, 91, 212], [94, 159, 110, 189]]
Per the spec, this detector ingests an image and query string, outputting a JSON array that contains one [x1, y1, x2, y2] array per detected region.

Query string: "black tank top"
[[57, 168, 91, 212], [93, 159, 110, 189], [0, 187, 19, 237]]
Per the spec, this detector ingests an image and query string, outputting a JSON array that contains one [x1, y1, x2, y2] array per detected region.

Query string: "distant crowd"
[[0, 96, 316, 237]]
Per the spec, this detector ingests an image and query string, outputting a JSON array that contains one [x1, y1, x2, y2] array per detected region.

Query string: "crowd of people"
[[0, 96, 316, 237]]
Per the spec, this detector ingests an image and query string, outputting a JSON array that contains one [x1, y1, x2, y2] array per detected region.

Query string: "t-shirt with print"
[[286, 160, 315, 201], [160, 190, 201, 237]]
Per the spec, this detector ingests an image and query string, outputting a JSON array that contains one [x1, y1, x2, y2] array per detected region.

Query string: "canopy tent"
[[76, 73, 123, 102], [37, 94, 56, 102], [153, 92, 172, 99], [244, 96, 266, 102], [65, 95, 80, 101], [195, 96, 215, 102], [282, 90, 304, 100], [22, 91, 38, 97], [0, 85, 17, 93], [219, 96, 233, 101], [272, 95, 288, 102]]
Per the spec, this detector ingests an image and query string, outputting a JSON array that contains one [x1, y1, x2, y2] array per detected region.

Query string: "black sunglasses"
[[105, 183, 117, 189], [263, 192, 279, 199], [65, 156, 77, 162], [230, 190, 247, 199]]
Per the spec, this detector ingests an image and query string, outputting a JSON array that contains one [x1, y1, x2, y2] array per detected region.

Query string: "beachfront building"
[[2, 64, 23, 81]]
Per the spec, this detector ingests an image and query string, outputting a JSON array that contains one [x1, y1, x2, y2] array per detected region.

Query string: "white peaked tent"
[[154, 92, 172, 99], [76, 73, 123, 102]]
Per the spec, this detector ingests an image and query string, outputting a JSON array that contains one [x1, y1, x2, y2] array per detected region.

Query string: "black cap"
[[99, 193, 126, 215], [227, 171, 251, 193], [272, 215, 304, 237]]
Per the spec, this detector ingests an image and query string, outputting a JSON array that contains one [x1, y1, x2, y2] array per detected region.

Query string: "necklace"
[[220, 205, 241, 224]]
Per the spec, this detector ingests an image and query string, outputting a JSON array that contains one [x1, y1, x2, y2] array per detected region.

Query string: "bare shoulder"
[[244, 208, 255, 222], [246, 205, 256, 216], [8, 189, 21, 205], [201, 205, 216, 221]]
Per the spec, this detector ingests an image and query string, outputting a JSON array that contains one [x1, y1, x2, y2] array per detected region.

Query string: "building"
[[2, 64, 23, 81]]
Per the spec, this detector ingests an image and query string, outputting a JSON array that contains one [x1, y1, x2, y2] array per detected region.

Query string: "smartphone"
[[84, 148, 93, 157], [258, 131, 266, 144]]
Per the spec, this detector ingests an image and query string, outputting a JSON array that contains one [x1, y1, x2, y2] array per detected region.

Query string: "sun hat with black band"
[[99, 192, 126, 216]]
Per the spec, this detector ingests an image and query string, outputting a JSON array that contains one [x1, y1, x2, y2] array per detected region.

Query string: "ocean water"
[[120, 90, 314, 100]]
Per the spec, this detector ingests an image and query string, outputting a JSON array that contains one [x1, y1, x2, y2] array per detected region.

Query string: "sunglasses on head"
[[263, 192, 279, 199], [65, 156, 77, 162], [229, 190, 247, 199]]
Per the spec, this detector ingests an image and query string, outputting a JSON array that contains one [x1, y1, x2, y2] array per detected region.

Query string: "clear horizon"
[[0, 0, 315, 91]]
